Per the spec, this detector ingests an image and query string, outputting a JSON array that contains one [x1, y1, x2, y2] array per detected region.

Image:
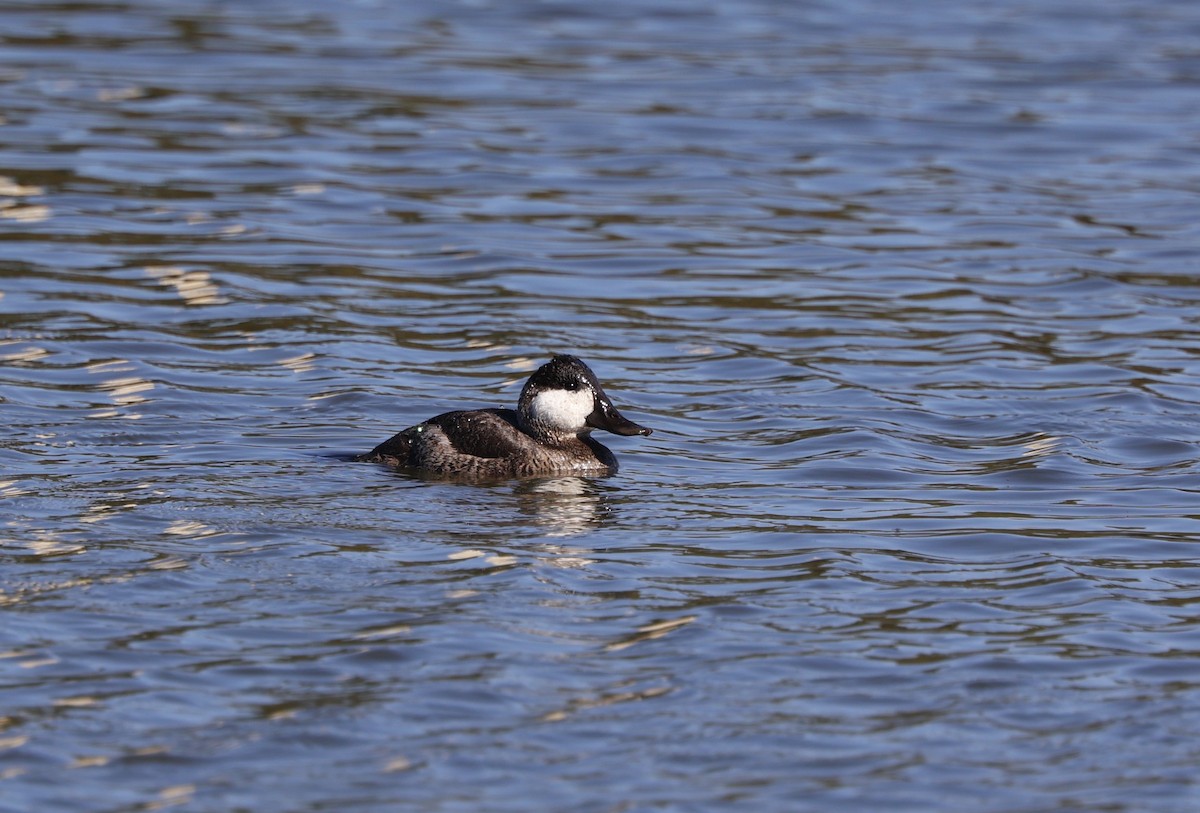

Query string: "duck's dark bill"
[[587, 399, 652, 436]]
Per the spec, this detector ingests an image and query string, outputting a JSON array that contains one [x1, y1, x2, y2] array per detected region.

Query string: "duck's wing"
[[425, 408, 528, 460]]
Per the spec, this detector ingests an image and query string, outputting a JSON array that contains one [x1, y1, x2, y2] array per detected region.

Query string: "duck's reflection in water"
[[511, 476, 611, 540]]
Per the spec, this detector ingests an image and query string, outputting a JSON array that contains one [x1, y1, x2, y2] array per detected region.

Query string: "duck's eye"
[[565, 380, 581, 391]]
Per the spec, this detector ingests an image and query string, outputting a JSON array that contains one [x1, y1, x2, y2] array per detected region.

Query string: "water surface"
[[3, 1, 1200, 811]]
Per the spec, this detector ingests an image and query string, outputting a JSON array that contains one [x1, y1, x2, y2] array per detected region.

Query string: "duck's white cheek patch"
[[530, 389, 594, 430]]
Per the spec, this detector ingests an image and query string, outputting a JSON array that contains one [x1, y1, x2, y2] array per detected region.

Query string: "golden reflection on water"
[[278, 353, 318, 373], [0, 176, 43, 197], [144, 266, 227, 306], [0, 173, 49, 222], [0, 205, 50, 222], [0, 343, 48, 364], [604, 615, 699, 653]]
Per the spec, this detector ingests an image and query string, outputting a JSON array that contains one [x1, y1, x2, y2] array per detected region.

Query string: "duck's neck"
[[518, 414, 590, 446]]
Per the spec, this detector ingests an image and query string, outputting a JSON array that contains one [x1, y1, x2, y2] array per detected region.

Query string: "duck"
[[357, 354, 652, 478]]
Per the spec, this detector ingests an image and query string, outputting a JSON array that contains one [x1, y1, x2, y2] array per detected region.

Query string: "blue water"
[[3, 1, 1200, 811]]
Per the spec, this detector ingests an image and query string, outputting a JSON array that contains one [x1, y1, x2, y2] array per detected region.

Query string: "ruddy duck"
[[357, 354, 652, 477]]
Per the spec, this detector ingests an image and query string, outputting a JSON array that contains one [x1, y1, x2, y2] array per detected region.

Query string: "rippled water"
[[4, 0, 1200, 810]]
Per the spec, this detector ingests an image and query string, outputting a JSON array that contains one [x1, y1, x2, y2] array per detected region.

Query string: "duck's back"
[[357, 408, 516, 467]]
